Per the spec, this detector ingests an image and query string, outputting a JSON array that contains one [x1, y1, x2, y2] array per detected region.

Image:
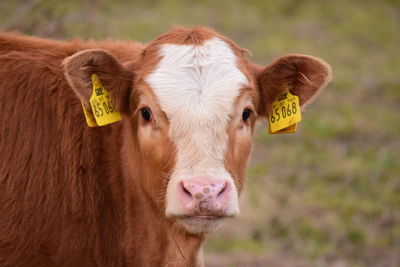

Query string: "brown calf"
[[0, 27, 331, 266]]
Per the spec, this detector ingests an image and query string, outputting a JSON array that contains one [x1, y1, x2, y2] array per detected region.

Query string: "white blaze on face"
[[146, 37, 248, 216]]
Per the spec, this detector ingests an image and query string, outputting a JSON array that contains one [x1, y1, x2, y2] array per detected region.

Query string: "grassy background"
[[1, 0, 399, 266]]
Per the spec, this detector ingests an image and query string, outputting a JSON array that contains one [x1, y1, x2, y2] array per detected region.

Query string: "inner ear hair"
[[62, 49, 132, 112]]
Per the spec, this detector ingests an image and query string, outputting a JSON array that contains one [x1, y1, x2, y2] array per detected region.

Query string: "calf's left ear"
[[255, 54, 332, 116], [62, 49, 133, 113]]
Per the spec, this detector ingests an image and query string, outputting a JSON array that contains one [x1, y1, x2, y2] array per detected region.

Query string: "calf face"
[[64, 27, 331, 234]]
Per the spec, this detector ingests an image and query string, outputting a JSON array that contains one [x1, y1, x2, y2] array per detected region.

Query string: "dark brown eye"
[[141, 108, 152, 121], [242, 109, 252, 122]]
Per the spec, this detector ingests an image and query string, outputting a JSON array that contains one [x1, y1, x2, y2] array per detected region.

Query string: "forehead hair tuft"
[[142, 26, 249, 60]]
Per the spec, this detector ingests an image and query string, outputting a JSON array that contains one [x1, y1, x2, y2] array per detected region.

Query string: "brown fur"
[[0, 27, 331, 267]]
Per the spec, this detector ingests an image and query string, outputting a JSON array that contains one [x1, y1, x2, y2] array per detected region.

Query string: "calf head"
[[63, 27, 331, 234]]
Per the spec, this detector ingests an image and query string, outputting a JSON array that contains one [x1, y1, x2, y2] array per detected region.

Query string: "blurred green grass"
[[1, 0, 399, 266]]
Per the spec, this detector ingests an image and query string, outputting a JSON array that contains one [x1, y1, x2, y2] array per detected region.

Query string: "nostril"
[[217, 182, 227, 197], [183, 187, 192, 197], [181, 182, 193, 198]]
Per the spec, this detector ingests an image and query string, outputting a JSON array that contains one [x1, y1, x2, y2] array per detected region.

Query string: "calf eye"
[[141, 108, 152, 121], [242, 109, 252, 122]]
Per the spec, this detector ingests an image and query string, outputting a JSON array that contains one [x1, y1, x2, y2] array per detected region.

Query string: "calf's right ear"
[[62, 49, 133, 113]]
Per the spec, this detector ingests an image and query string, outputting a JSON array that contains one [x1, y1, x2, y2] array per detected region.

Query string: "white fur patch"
[[146, 37, 248, 216]]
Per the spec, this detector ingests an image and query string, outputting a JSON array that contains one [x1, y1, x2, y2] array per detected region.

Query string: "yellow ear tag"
[[268, 91, 302, 134], [82, 102, 98, 127], [88, 74, 121, 126]]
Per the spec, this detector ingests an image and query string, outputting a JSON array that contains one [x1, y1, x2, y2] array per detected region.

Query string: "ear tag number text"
[[268, 91, 302, 134], [85, 74, 121, 126]]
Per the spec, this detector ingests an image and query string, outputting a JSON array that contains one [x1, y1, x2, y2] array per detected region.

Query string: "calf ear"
[[62, 49, 132, 113], [255, 54, 332, 116]]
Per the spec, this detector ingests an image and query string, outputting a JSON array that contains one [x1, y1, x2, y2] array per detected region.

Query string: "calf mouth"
[[175, 214, 232, 233], [180, 214, 225, 221], [184, 215, 223, 219]]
